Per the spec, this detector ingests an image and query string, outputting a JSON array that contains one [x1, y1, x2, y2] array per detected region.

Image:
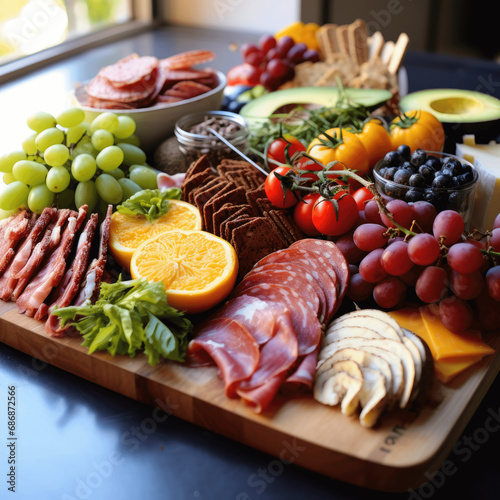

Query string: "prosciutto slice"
[[11, 209, 71, 300], [45, 213, 99, 337], [0, 210, 32, 276], [16, 206, 87, 318], [186, 318, 260, 398], [73, 205, 112, 306], [0, 208, 55, 301]]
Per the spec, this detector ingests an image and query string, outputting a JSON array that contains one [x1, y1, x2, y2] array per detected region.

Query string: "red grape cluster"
[[240, 34, 320, 91], [334, 197, 500, 334]]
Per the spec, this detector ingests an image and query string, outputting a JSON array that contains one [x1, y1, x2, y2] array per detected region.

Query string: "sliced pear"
[[314, 359, 363, 415]]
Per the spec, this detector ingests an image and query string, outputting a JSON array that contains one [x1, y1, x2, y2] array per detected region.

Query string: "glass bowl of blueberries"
[[372, 145, 479, 227]]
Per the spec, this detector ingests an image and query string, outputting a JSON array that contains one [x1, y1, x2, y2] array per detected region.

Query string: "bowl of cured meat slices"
[[71, 50, 227, 151]]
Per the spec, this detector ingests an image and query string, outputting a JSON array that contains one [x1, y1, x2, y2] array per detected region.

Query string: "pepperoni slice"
[[238, 284, 322, 356], [161, 50, 215, 70], [99, 55, 159, 87]]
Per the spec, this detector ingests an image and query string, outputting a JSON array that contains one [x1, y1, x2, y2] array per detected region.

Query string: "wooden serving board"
[[1, 298, 499, 492]]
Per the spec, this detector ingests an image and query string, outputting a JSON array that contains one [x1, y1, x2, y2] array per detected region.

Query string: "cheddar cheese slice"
[[388, 306, 494, 383], [419, 304, 495, 360]]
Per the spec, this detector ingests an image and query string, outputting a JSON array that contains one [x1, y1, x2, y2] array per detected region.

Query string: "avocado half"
[[399, 89, 500, 151], [240, 86, 393, 124]]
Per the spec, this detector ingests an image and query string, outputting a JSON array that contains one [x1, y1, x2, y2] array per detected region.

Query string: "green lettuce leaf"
[[52, 277, 193, 366], [116, 188, 182, 222]]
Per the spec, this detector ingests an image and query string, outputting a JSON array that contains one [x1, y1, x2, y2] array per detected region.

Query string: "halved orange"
[[109, 199, 202, 271], [130, 229, 238, 314]]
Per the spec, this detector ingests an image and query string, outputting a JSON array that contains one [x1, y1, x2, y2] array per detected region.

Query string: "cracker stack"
[[291, 18, 408, 95], [181, 155, 307, 279]]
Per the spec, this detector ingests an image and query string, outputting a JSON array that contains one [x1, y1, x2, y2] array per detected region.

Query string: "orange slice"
[[109, 200, 202, 271], [130, 229, 238, 314]]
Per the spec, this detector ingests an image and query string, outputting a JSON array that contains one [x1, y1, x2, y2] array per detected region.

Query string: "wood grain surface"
[[1, 302, 499, 492]]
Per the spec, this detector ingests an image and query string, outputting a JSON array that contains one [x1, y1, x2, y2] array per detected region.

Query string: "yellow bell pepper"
[[274, 22, 321, 53]]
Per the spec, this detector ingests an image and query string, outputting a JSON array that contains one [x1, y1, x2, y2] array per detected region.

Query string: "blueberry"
[[385, 183, 406, 199], [394, 169, 412, 185], [401, 161, 416, 174], [418, 165, 435, 184], [440, 166, 455, 178], [441, 157, 462, 176], [425, 156, 441, 170], [456, 171, 473, 185], [432, 174, 452, 189], [410, 148, 427, 167], [384, 150, 402, 167], [378, 166, 388, 178], [384, 166, 398, 180], [409, 173, 426, 187], [447, 191, 466, 212], [397, 144, 411, 160], [405, 189, 424, 203]]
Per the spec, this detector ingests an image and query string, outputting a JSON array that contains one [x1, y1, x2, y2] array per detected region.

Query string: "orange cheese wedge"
[[387, 305, 495, 383], [419, 304, 495, 360]]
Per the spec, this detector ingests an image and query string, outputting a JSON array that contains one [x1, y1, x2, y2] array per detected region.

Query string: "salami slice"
[[233, 268, 321, 318], [161, 50, 215, 70], [99, 55, 159, 87], [290, 239, 350, 313], [281, 347, 320, 393], [238, 284, 322, 356], [246, 262, 328, 325]]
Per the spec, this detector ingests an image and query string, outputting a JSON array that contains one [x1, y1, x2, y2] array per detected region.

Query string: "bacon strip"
[[0, 210, 32, 276], [0, 208, 55, 301], [73, 205, 112, 306], [11, 209, 71, 301], [16, 206, 87, 319]]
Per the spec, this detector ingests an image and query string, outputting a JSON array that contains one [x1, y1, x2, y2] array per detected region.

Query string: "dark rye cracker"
[[202, 186, 247, 234], [223, 214, 252, 242], [230, 217, 288, 279], [265, 210, 295, 246], [219, 207, 254, 241], [191, 177, 227, 211], [212, 203, 253, 238], [245, 187, 267, 216], [182, 168, 216, 202], [200, 181, 240, 231], [184, 154, 214, 181], [268, 209, 306, 243]]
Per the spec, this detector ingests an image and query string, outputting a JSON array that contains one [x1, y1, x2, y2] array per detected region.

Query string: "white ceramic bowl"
[[69, 70, 227, 153]]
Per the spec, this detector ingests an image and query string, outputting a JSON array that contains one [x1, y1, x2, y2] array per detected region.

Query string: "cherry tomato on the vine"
[[267, 135, 306, 165], [352, 186, 375, 211], [293, 156, 324, 181], [312, 190, 359, 236], [293, 193, 321, 236], [265, 166, 298, 208]]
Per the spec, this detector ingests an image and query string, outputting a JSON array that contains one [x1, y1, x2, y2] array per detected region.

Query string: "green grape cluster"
[[0, 108, 157, 215]]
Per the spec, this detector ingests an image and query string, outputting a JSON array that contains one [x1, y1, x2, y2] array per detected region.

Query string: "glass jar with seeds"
[[175, 111, 249, 166]]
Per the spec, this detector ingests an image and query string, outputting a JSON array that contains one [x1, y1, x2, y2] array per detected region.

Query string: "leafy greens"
[[116, 188, 182, 222], [52, 277, 192, 366]]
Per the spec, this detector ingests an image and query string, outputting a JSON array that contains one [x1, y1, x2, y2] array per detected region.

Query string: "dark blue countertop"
[[0, 24, 499, 500]]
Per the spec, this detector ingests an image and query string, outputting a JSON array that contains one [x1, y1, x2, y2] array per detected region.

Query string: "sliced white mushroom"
[[358, 367, 388, 428], [318, 336, 414, 408], [314, 359, 363, 416]]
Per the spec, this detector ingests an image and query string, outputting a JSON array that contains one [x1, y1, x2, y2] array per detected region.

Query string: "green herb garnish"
[[117, 188, 182, 222]]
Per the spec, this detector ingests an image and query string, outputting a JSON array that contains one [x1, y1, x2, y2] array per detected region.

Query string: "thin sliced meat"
[[45, 213, 99, 337], [281, 347, 320, 393], [99, 55, 158, 87], [157, 172, 186, 190], [0, 207, 55, 301], [0, 210, 32, 276], [73, 205, 112, 306], [17, 206, 87, 319], [246, 262, 328, 325], [162, 69, 210, 81], [11, 209, 71, 300], [236, 312, 298, 412], [239, 284, 322, 356], [252, 248, 339, 324], [235, 374, 285, 414], [209, 295, 277, 345], [161, 50, 215, 70], [290, 239, 350, 313], [87, 70, 157, 104], [186, 318, 260, 398], [233, 268, 321, 318]]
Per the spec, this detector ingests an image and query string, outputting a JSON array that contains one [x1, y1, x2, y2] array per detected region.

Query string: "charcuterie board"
[[1, 297, 499, 492]]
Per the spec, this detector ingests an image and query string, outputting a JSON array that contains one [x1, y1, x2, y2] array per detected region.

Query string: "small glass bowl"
[[174, 110, 249, 166], [372, 151, 479, 228]]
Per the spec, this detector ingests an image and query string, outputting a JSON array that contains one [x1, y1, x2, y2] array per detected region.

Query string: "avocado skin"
[[399, 89, 500, 152]]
